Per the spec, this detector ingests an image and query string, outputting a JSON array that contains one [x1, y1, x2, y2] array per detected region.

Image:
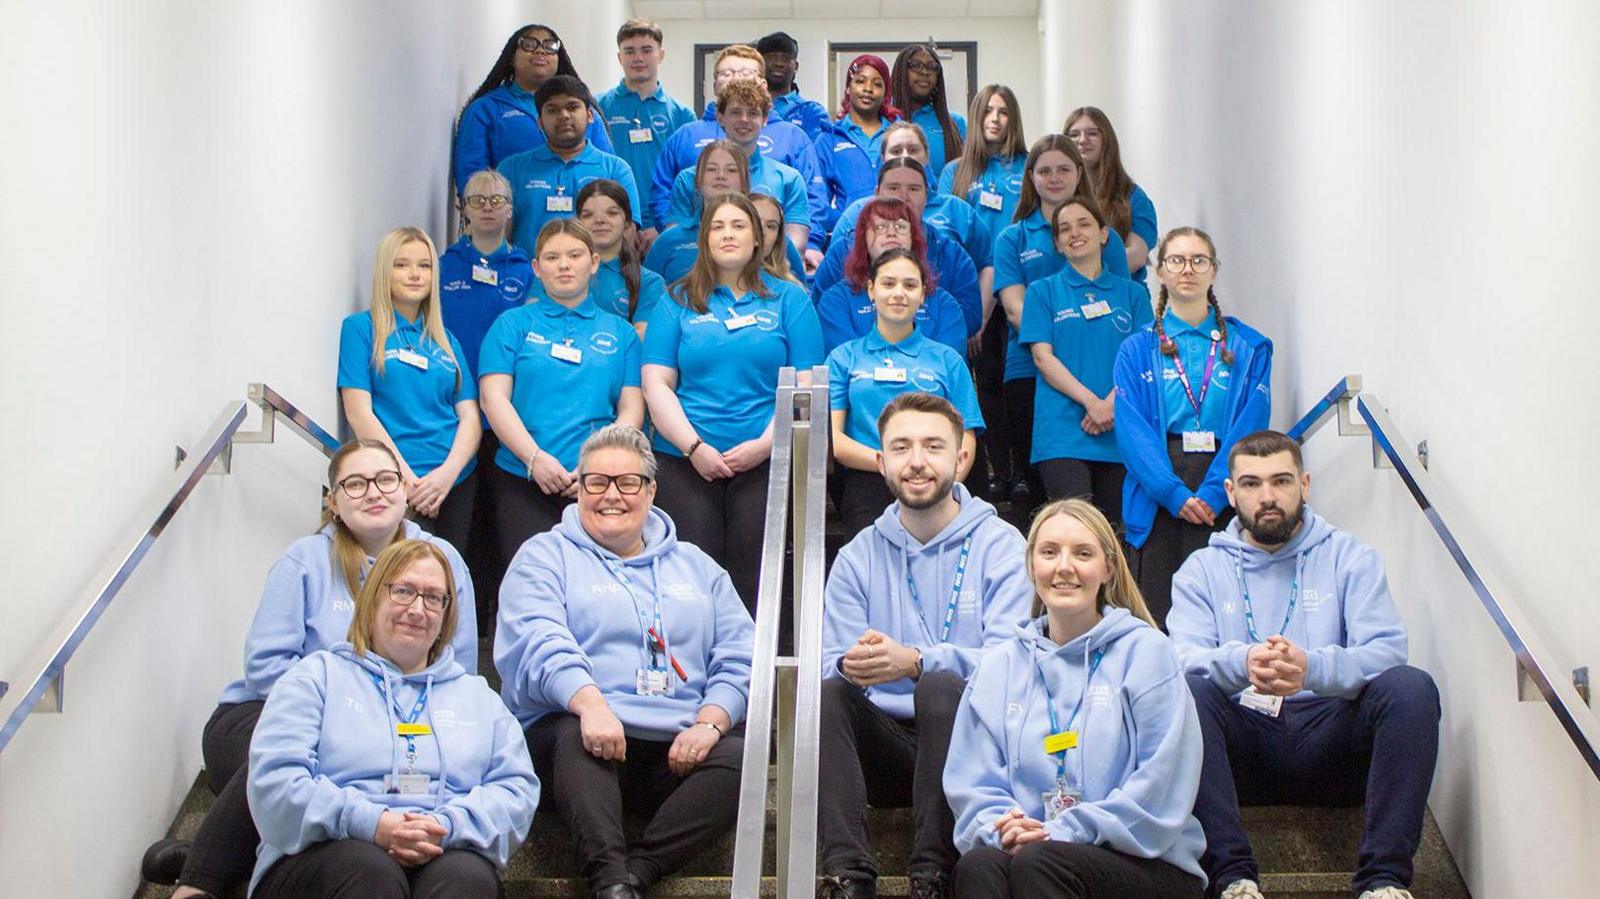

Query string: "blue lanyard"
[[1234, 550, 1304, 643], [369, 672, 430, 755], [904, 536, 972, 643], [602, 557, 668, 673], [1035, 648, 1104, 784]]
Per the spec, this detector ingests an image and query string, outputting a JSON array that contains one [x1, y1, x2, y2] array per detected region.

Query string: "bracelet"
[[698, 720, 724, 737], [525, 448, 541, 482], [685, 438, 704, 459]]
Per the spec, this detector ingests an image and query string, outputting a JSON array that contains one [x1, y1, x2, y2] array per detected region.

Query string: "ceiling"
[[632, 0, 1040, 20]]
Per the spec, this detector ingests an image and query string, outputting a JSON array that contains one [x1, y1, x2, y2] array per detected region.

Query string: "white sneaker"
[[1358, 889, 1414, 899], [1220, 881, 1264, 899]]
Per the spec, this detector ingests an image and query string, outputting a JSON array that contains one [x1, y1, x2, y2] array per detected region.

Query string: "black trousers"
[[953, 842, 1204, 899], [484, 460, 573, 567], [837, 466, 894, 540], [411, 468, 478, 556], [464, 433, 507, 638], [817, 672, 965, 880], [973, 318, 1009, 486], [652, 455, 770, 614], [1002, 377, 1044, 504], [525, 713, 744, 890], [1037, 458, 1126, 528], [177, 701, 264, 894], [1129, 437, 1230, 629], [254, 838, 502, 899]]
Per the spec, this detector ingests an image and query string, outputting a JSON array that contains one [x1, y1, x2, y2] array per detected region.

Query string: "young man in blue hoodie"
[[1168, 430, 1441, 899], [818, 392, 1032, 899]]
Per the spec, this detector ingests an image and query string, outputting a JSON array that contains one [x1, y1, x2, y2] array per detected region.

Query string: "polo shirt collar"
[[538, 295, 598, 319], [530, 141, 596, 166], [863, 326, 927, 356], [613, 79, 668, 103], [1162, 307, 1219, 337], [1058, 263, 1118, 291]]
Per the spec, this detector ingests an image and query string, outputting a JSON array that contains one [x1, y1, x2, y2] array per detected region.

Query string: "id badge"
[[546, 194, 574, 213], [395, 349, 429, 371], [1043, 730, 1078, 754], [1080, 299, 1112, 319], [978, 190, 1004, 211], [471, 264, 499, 286], [1239, 686, 1283, 718], [724, 313, 758, 331], [550, 342, 584, 364], [384, 773, 430, 795], [628, 127, 654, 144], [1041, 784, 1079, 821], [872, 366, 906, 383], [635, 667, 670, 696], [1182, 430, 1217, 453]]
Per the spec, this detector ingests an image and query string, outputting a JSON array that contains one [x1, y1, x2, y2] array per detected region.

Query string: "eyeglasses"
[[386, 583, 450, 613], [905, 60, 940, 76], [337, 470, 403, 498], [579, 472, 652, 495], [517, 36, 562, 55], [871, 219, 913, 236], [1162, 254, 1215, 273], [464, 194, 510, 210]]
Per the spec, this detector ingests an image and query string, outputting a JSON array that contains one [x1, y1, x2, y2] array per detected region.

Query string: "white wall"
[[0, 1, 631, 895], [1035, 1, 1600, 896], [650, 17, 1047, 141]]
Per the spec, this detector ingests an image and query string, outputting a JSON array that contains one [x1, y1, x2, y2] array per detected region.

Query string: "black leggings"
[[652, 455, 770, 615], [954, 842, 1203, 899], [410, 468, 477, 555], [484, 461, 574, 567], [1002, 377, 1043, 502], [1129, 437, 1230, 629], [178, 700, 264, 895], [973, 322, 1009, 484], [254, 838, 502, 899], [1037, 458, 1126, 528]]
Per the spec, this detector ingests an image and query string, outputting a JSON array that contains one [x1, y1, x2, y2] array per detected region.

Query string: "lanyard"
[[904, 536, 972, 644], [369, 672, 430, 765], [601, 557, 678, 677], [1036, 648, 1104, 785], [1234, 550, 1304, 643], [1168, 336, 1218, 426]]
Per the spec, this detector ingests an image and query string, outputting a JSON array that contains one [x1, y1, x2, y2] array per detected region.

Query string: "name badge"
[[546, 194, 574, 213], [1080, 300, 1112, 319], [395, 349, 429, 371], [550, 342, 584, 364], [384, 773, 431, 795], [1239, 686, 1283, 718], [1182, 430, 1217, 453], [872, 366, 907, 383], [636, 667, 671, 696], [1043, 730, 1079, 754], [628, 127, 654, 144], [471, 264, 499, 286], [725, 313, 758, 331], [978, 190, 1004, 211], [1041, 784, 1079, 821], [395, 723, 432, 737]]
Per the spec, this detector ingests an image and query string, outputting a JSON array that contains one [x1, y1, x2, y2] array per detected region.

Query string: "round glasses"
[[1161, 254, 1215, 273], [517, 36, 562, 55], [579, 473, 651, 495], [464, 194, 510, 210], [386, 583, 450, 613], [337, 470, 402, 499], [871, 219, 913, 237]]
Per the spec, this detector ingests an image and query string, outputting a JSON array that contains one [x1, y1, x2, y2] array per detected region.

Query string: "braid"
[[1154, 285, 1177, 357], [1207, 287, 1236, 364]]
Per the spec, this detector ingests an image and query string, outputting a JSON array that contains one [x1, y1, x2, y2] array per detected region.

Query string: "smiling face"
[[878, 409, 962, 510], [847, 67, 885, 118], [539, 94, 591, 152], [577, 446, 657, 554], [751, 196, 783, 257], [1029, 512, 1109, 629], [1053, 201, 1108, 264], [373, 555, 449, 672], [876, 167, 927, 220], [533, 232, 599, 302], [1030, 149, 1080, 208], [327, 447, 408, 543], [390, 240, 433, 312], [706, 201, 757, 270], [981, 93, 1010, 143], [1066, 114, 1103, 168], [698, 146, 743, 198], [577, 194, 627, 254], [867, 255, 926, 327], [717, 101, 767, 150], [1156, 233, 1218, 303]]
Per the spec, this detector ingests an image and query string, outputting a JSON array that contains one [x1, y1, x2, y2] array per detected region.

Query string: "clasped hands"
[[1247, 635, 1308, 696], [840, 629, 921, 687], [375, 810, 447, 867]]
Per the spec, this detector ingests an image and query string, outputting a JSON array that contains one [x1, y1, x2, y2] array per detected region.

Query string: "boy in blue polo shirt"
[[499, 76, 640, 254], [597, 19, 696, 234]]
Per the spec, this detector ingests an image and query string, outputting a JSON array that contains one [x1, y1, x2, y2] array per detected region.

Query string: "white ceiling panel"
[[971, 0, 1038, 16], [703, 0, 798, 18], [633, 0, 708, 19], [800, 0, 884, 19], [880, 0, 968, 17]]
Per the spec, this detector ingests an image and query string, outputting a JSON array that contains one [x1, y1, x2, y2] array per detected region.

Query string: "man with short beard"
[[816, 392, 1030, 899], [1168, 430, 1441, 899]]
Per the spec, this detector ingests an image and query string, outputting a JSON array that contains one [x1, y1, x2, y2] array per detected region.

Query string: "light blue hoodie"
[[944, 608, 1206, 885], [1168, 506, 1407, 701], [218, 521, 478, 705], [494, 505, 755, 739], [822, 484, 1030, 718], [246, 644, 538, 895]]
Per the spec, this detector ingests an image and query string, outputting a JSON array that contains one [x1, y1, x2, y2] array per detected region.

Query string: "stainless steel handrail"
[[1287, 374, 1365, 443], [0, 385, 340, 755]]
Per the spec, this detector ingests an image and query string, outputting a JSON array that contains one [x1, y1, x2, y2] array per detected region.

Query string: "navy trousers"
[[1186, 667, 1441, 895]]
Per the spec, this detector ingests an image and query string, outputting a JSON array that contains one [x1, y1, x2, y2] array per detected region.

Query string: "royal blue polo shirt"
[[596, 81, 697, 219], [649, 117, 825, 232], [337, 311, 477, 483], [438, 237, 533, 377], [453, 85, 615, 193], [499, 143, 641, 254], [815, 281, 967, 356], [1128, 184, 1158, 283], [1019, 265, 1153, 464], [477, 297, 642, 473], [994, 210, 1129, 382], [825, 328, 983, 450], [811, 225, 982, 336], [1159, 308, 1234, 437], [641, 273, 823, 456], [663, 148, 811, 233], [528, 256, 666, 325], [906, 104, 967, 178], [938, 154, 1027, 242], [642, 220, 807, 287]]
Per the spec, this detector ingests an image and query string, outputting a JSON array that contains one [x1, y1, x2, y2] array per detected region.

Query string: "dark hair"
[[1228, 430, 1304, 474], [844, 198, 928, 292], [463, 24, 580, 110], [867, 247, 936, 296], [876, 155, 927, 187], [1014, 134, 1095, 223], [876, 391, 964, 443], [1049, 196, 1108, 257], [891, 43, 961, 168], [755, 31, 798, 57], [1153, 226, 1235, 365], [616, 18, 663, 46], [670, 193, 770, 314], [1064, 106, 1136, 239], [535, 74, 594, 113], [950, 85, 1025, 199], [576, 180, 645, 321]]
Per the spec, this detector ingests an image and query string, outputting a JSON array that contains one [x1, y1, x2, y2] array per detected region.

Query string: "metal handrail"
[[0, 385, 339, 755], [1297, 376, 1599, 780]]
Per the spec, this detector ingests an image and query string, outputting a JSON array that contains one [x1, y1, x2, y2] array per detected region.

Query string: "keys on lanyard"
[[1035, 648, 1103, 820], [903, 536, 973, 644], [371, 672, 432, 794]]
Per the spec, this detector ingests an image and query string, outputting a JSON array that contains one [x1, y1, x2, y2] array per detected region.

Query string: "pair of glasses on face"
[[517, 36, 562, 55], [464, 194, 510, 210], [905, 60, 940, 76], [871, 219, 913, 236], [385, 583, 450, 613], [1162, 255, 1215, 273], [580, 473, 652, 495], [338, 470, 402, 499]]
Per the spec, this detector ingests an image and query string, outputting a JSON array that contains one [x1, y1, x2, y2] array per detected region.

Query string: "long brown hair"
[[1013, 134, 1096, 224], [1026, 499, 1155, 626], [748, 194, 804, 287], [949, 85, 1025, 199], [669, 193, 771, 314], [1153, 227, 1234, 364], [576, 179, 644, 320], [347, 540, 459, 668], [322, 439, 408, 602], [1064, 106, 1136, 239]]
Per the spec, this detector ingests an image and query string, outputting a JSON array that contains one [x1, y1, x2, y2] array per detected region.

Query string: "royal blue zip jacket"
[[454, 84, 614, 193], [812, 116, 899, 238], [811, 226, 982, 335], [648, 117, 826, 235]]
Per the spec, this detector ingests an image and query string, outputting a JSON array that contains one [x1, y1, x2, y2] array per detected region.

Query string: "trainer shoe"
[[1220, 880, 1265, 899], [1358, 888, 1414, 899]]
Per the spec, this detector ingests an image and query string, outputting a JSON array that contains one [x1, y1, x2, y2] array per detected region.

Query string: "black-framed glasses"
[[579, 473, 652, 495], [516, 36, 562, 55], [337, 470, 402, 498], [1162, 254, 1215, 273], [905, 60, 940, 76], [464, 194, 510, 210], [386, 583, 450, 613]]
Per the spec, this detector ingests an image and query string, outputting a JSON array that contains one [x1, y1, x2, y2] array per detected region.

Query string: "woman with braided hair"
[[1112, 227, 1272, 627]]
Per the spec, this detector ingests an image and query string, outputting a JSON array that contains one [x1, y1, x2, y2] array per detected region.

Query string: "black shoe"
[[909, 871, 951, 899], [140, 838, 189, 885], [986, 478, 1009, 502], [1009, 477, 1033, 505], [817, 873, 877, 899], [592, 875, 645, 899]]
